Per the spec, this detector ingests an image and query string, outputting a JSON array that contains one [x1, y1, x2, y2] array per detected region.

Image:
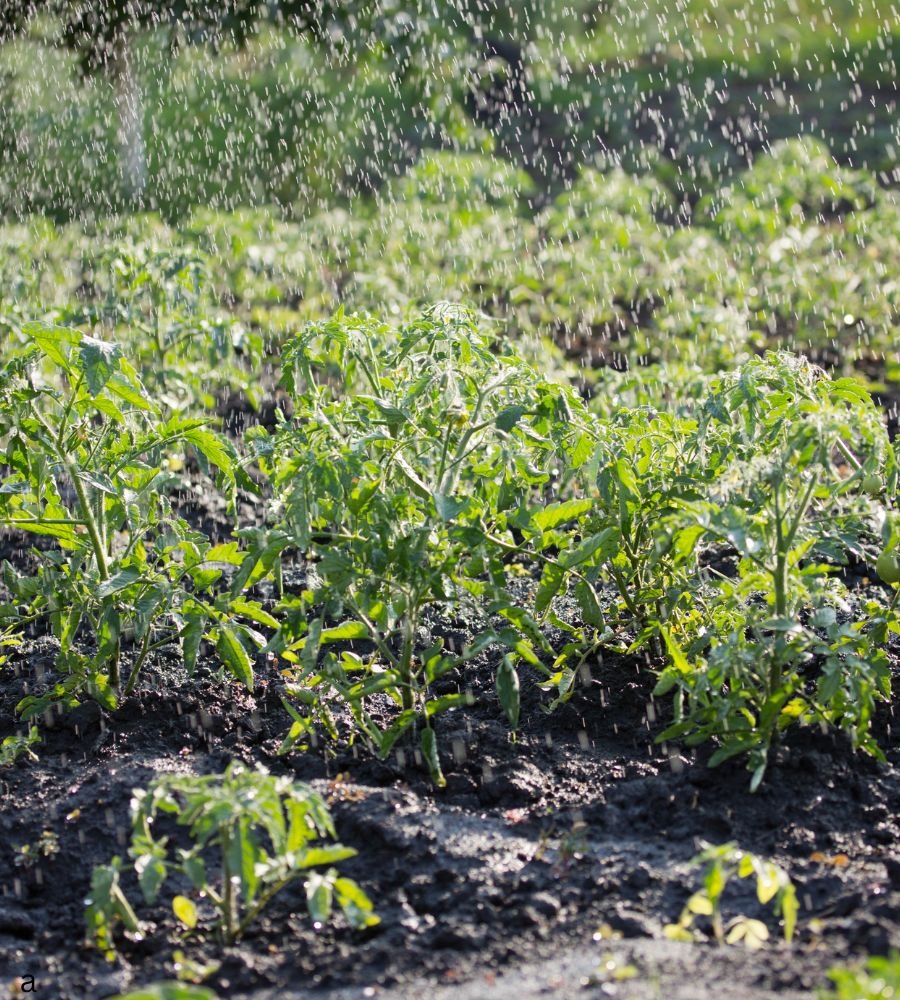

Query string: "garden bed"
[[1, 598, 898, 998]]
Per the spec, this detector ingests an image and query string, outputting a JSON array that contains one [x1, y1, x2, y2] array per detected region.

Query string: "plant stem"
[[123, 625, 154, 695], [220, 826, 237, 945], [399, 618, 415, 712]]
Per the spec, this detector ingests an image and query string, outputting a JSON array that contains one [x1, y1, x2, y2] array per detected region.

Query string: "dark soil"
[[1, 567, 898, 1000]]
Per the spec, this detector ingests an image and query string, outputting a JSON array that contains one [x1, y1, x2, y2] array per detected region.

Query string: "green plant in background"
[[0, 322, 265, 713], [821, 952, 900, 999], [60, 246, 264, 413], [243, 305, 593, 782], [665, 842, 798, 949], [86, 762, 377, 957]]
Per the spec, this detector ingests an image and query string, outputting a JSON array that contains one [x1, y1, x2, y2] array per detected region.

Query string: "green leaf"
[[434, 492, 468, 522], [172, 895, 198, 930], [3, 518, 79, 544], [424, 693, 472, 717], [182, 613, 205, 675], [559, 529, 617, 569], [534, 561, 565, 616], [568, 432, 595, 469], [495, 405, 526, 432], [24, 321, 72, 369], [756, 864, 781, 904], [574, 579, 605, 628], [394, 454, 431, 500], [228, 598, 279, 630], [306, 872, 334, 924], [79, 336, 123, 396], [111, 983, 219, 1000], [106, 372, 154, 411], [296, 845, 357, 868], [216, 626, 254, 690], [320, 621, 369, 644], [96, 567, 141, 600], [358, 396, 408, 427], [377, 710, 417, 759], [779, 885, 798, 944], [420, 728, 446, 788], [496, 655, 520, 731], [334, 877, 380, 929], [183, 427, 234, 476], [134, 852, 168, 905], [533, 498, 593, 531]]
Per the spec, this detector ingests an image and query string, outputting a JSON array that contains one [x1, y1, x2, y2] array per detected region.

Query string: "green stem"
[[220, 826, 238, 945], [56, 372, 85, 449], [237, 874, 294, 939], [399, 617, 416, 712], [31, 409, 110, 582], [274, 557, 284, 601], [783, 470, 820, 552], [772, 483, 787, 619], [123, 626, 155, 695], [834, 437, 862, 472]]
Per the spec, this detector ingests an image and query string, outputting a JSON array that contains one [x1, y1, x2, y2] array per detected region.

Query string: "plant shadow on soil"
[[0, 569, 898, 1000]]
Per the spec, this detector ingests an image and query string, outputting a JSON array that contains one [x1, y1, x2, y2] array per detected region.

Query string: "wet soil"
[[0, 592, 898, 1000]]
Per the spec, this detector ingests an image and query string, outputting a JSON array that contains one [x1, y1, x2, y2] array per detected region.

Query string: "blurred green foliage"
[[0, 1, 896, 220]]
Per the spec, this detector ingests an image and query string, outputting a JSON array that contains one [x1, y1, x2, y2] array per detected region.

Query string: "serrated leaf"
[[106, 372, 154, 411], [434, 492, 467, 522], [96, 567, 141, 600], [79, 336, 123, 396], [24, 321, 72, 369], [560, 529, 615, 569], [183, 428, 233, 476]]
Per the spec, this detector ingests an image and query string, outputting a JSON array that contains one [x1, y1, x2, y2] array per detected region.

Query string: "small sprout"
[[172, 950, 221, 985], [665, 843, 797, 948], [15, 831, 60, 868], [87, 762, 378, 957], [0, 727, 40, 767]]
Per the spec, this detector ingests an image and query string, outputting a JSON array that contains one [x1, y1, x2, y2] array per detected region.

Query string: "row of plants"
[[1, 139, 898, 410], [2, 308, 897, 793]]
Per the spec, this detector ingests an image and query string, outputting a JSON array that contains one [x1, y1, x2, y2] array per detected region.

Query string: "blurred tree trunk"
[[111, 32, 147, 206]]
